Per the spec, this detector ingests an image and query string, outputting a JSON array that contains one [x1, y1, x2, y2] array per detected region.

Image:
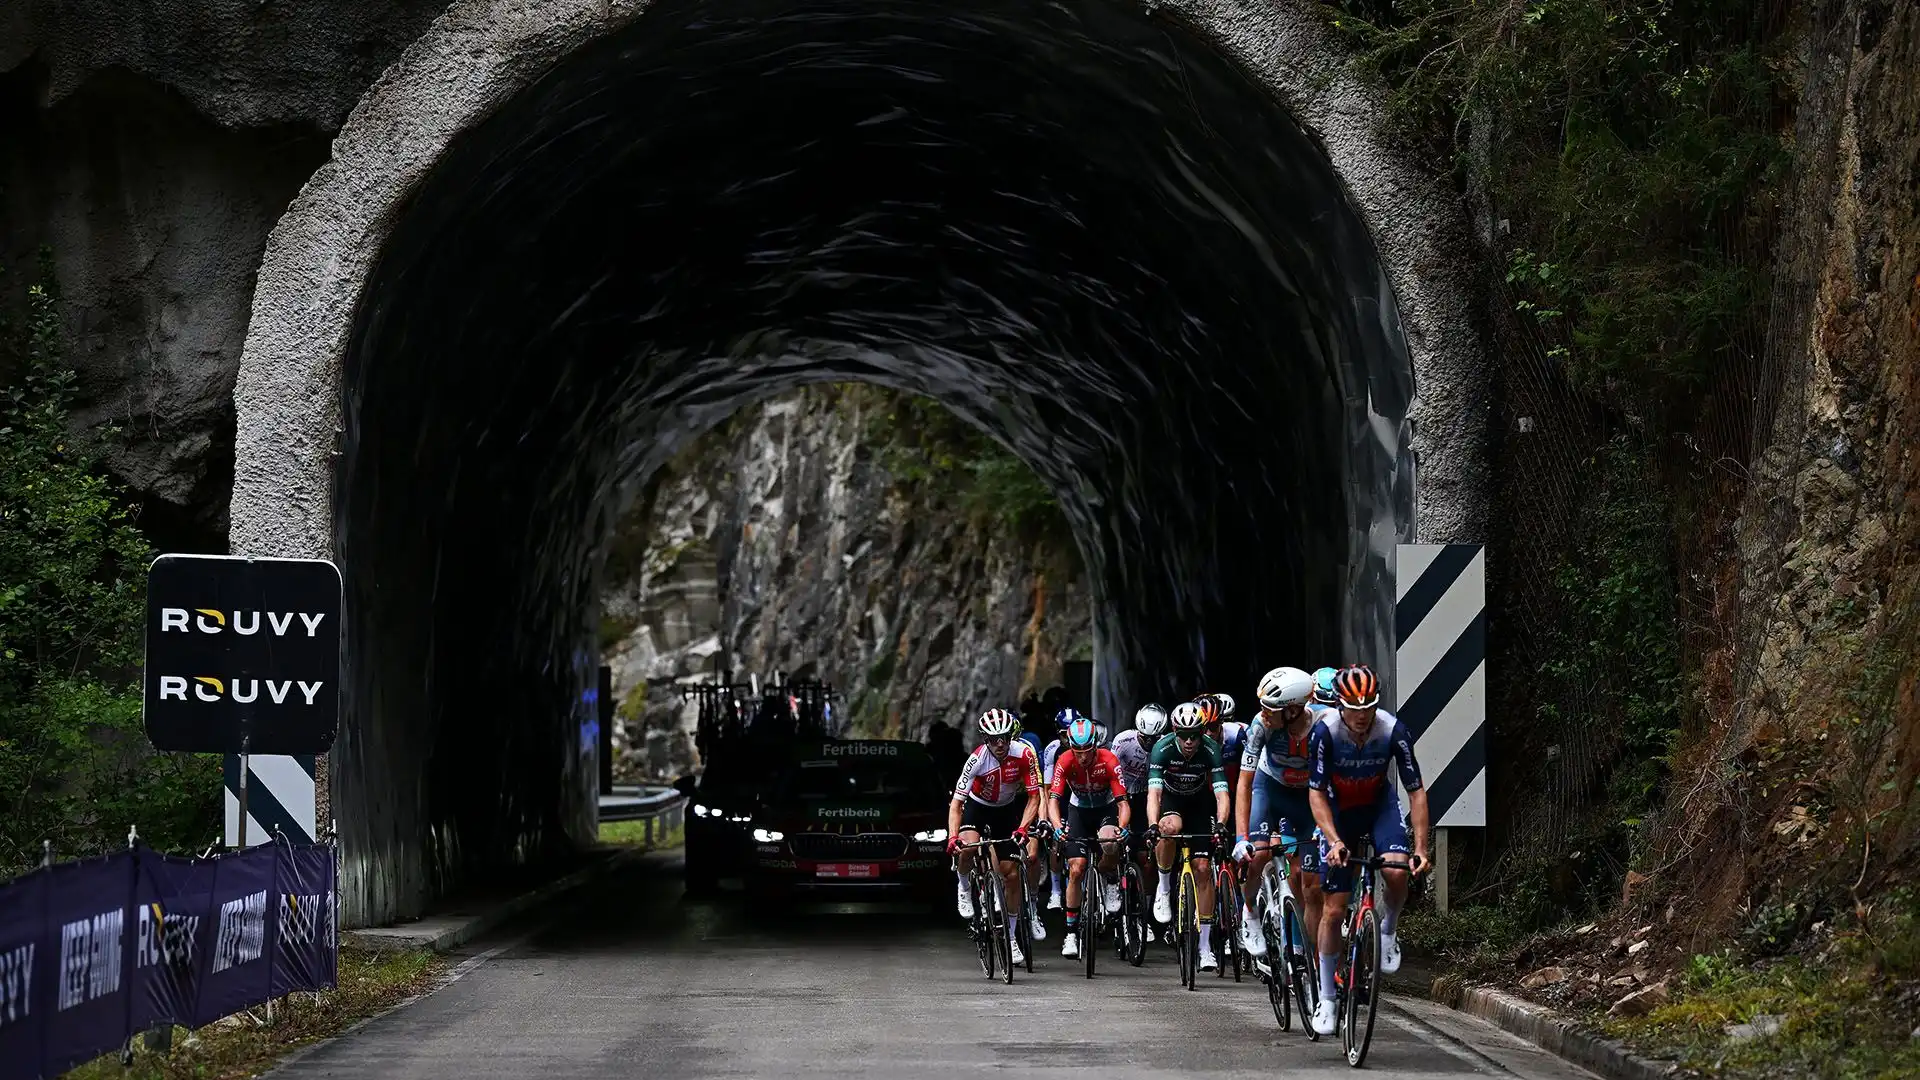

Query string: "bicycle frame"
[[1159, 832, 1215, 989]]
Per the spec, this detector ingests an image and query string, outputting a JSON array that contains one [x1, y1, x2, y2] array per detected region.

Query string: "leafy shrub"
[[0, 254, 219, 873]]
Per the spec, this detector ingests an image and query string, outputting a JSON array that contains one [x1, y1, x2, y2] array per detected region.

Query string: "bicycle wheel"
[[1179, 871, 1198, 989], [1222, 870, 1244, 982], [1018, 868, 1035, 973], [973, 872, 996, 980], [1265, 934, 1290, 1028], [1344, 907, 1380, 1067], [1083, 884, 1099, 979], [1123, 866, 1148, 966], [1283, 894, 1319, 1042]]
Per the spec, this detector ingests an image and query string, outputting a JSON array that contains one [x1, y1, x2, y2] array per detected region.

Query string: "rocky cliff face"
[[1654, 0, 1920, 919], [600, 385, 1092, 779]]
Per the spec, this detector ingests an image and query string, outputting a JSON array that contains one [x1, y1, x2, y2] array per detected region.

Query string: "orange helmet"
[[1193, 695, 1222, 725], [1333, 666, 1380, 709]]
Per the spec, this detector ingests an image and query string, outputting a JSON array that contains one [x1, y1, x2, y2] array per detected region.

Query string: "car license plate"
[[815, 863, 877, 879]]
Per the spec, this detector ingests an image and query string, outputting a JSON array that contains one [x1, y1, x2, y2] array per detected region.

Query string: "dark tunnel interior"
[[335, 0, 1413, 917]]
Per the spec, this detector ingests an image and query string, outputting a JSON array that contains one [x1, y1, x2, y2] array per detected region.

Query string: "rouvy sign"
[[142, 555, 341, 754]]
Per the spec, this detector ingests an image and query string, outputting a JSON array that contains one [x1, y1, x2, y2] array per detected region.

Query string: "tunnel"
[[230, 0, 1486, 925]]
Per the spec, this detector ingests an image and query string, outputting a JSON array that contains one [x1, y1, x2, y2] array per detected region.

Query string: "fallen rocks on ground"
[[1608, 977, 1672, 1018]]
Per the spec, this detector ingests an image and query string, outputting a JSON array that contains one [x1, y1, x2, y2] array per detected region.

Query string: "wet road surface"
[[273, 853, 1597, 1079]]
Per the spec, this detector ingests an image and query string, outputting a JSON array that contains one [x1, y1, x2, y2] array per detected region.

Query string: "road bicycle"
[[1332, 847, 1403, 1067], [1059, 825, 1106, 978], [1213, 854, 1245, 982], [1114, 833, 1150, 967], [1254, 838, 1318, 1038], [954, 829, 1024, 984], [1157, 831, 1219, 989]]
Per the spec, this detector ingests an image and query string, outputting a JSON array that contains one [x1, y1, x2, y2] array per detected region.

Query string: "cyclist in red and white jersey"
[[947, 708, 1043, 964], [1047, 716, 1131, 958]]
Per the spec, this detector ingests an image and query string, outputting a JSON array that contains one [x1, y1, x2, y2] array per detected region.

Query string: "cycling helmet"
[[1193, 696, 1222, 726], [1333, 666, 1381, 709], [1257, 667, 1315, 709], [1054, 707, 1085, 731], [1212, 693, 1237, 722], [1067, 716, 1099, 749], [977, 708, 1019, 737], [1311, 666, 1340, 706], [1134, 704, 1170, 738], [1170, 701, 1208, 732]]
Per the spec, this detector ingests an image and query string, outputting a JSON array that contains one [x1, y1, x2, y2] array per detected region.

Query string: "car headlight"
[[728, 814, 752, 824], [912, 828, 949, 843], [693, 804, 714, 818], [753, 828, 785, 843]]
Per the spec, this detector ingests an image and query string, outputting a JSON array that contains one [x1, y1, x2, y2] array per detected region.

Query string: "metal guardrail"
[[599, 785, 685, 846]]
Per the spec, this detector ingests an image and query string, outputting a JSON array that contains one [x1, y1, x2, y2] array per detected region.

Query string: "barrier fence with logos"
[[0, 839, 338, 1080]]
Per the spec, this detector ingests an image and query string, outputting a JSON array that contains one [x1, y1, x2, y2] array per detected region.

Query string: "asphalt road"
[[273, 853, 1598, 1079]]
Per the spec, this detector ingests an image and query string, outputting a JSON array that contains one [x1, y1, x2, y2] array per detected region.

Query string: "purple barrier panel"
[[131, 849, 213, 1031], [40, 854, 138, 1078], [189, 844, 277, 1028], [270, 845, 337, 997], [0, 867, 48, 1080]]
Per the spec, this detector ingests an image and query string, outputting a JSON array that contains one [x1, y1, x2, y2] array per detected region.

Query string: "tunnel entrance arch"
[[233, 0, 1486, 925]]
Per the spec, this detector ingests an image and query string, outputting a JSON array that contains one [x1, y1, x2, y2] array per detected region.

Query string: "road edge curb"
[[344, 845, 649, 953], [1429, 976, 1677, 1080]]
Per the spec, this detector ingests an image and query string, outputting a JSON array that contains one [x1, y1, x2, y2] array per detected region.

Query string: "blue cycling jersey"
[[1306, 708, 1423, 811]]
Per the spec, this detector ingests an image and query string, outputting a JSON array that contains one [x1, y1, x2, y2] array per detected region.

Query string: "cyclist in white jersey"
[[947, 708, 1044, 965], [1110, 703, 1167, 941], [1040, 708, 1081, 911]]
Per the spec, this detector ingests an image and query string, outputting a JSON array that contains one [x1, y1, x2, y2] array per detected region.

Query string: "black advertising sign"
[[142, 555, 341, 754]]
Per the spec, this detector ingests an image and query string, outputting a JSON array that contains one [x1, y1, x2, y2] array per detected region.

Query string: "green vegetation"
[[859, 390, 1069, 544], [598, 817, 682, 848], [0, 254, 219, 874], [1328, 0, 1786, 418], [1607, 896, 1920, 1078], [62, 947, 445, 1080]]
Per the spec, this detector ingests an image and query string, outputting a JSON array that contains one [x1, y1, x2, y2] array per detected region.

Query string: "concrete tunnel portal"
[[229, 0, 1486, 926]]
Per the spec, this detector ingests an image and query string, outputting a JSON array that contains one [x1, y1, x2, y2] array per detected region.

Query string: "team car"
[[743, 739, 952, 897]]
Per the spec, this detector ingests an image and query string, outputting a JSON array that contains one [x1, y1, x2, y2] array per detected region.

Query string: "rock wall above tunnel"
[[602, 386, 1093, 780], [2, 1, 447, 550]]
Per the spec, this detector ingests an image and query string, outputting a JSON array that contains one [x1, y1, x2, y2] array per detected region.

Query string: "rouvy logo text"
[[155, 677, 325, 704], [159, 609, 327, 637]]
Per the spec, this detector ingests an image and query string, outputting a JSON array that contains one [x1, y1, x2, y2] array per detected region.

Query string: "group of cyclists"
[[945, 663, 1431, 1036]]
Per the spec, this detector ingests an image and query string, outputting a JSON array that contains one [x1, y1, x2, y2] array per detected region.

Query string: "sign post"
[[142, 554, 342, 847], [1394, 543, 1486, 913]]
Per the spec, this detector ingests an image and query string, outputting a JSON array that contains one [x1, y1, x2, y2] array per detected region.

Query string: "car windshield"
[[781, 756, 940, 800]]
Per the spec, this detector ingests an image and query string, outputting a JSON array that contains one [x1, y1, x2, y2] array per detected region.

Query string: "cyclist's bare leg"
[[997, 853, 1024, 920], [1296, 855, 1326, 944], [1065, 854, 1089, 911], [1247, 841, 1274, 921], [1318, 888, 1351, 1001], [1095, 824, 1123, 875], [955, 827, 982, 878], [1379, 861, 1411, 936], [1193, 854, 1216, 915], [1154, 812, 1183, 873]]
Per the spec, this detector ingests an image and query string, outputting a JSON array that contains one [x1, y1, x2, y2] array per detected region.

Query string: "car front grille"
[[789, 832, 908, 860]]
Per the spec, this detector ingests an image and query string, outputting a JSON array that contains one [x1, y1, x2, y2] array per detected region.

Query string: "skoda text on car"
[[745, 739, 952, 896]]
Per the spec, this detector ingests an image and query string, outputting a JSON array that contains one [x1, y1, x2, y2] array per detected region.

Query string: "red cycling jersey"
[[1049, 747, 1127, 807], [954, 741, 1042, 807]]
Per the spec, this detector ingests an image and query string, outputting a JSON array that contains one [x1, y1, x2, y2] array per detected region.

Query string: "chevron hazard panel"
[[1394, 544, 1486, 827], [224, 753, 317, 846]]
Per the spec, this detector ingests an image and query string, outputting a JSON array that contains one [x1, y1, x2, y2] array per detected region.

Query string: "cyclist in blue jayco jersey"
[[1306, 665, 1430, 1036]]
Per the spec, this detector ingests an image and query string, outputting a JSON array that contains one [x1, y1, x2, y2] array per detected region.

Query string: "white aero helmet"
[[1257, 667, 1315, 709], [1169, 701, 1209, 732], [1133, 703, 1170, 738], [977, 708, 1019, 737], [1212, 692, 1237, 721]]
